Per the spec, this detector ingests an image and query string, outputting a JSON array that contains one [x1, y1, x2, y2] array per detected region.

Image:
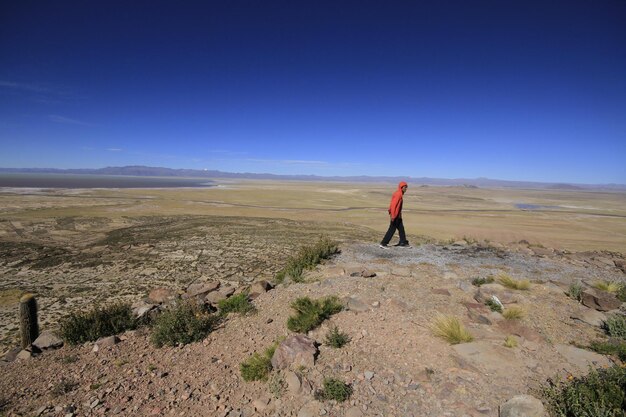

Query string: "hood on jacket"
[[398, 181, 408, 190]]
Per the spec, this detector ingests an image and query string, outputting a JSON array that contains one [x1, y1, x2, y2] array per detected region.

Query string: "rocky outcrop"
[[271, 335, 318, 370]]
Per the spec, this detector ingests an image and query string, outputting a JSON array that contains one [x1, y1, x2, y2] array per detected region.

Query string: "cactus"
[[19, 293, 39, 348]]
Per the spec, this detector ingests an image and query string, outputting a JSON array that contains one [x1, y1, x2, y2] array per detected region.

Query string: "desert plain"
[[0, 178, 625, 416]]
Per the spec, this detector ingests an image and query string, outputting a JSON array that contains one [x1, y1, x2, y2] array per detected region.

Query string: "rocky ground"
[[1, 236, 625, 417]]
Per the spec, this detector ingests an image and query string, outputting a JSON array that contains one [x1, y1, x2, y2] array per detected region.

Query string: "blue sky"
[[1, 1, 625, 184]]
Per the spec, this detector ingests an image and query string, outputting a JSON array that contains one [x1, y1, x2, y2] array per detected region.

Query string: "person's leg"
[[397, 218, 407, 244], [380, 220, 397, 245]]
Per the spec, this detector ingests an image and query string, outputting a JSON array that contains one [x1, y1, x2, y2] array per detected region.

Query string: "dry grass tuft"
[[431, 315, 473, 345], [503, 306, 526, 320], [504, 335, 518, 348], [497, 274, 531, 290], [593, 281, 622, 293]]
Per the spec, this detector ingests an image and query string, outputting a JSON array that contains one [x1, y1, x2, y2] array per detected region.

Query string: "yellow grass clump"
[[593, 281, 622, 293], [497, 274, 531, 290], [431, 315, 473, 345], [504, 335, 518, 348], [503, 306, 526, 320]]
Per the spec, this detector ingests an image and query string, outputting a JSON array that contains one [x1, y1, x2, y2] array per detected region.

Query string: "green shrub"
[[274, 237, 339, 283], [287, 296, 343, 333], [617, 286, 626, 303], [59, 303, 136, 345], [485, 298, 503, 313], [314, 378, 352, 402], [588, 339, 626, 361], [541, 365, 626, 416], [431, 315, 473, 345], [218, 292, 255, 315], [150, 301, 218, 347], [567, 281, 583, 302], [471, 276, 494, 287], [240, 343, 277, 382], [325, 326, 350, 348], [602, 315, 626, 340]]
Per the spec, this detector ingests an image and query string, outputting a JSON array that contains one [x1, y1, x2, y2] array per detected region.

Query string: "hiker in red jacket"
[[380, 181, 410, 248]]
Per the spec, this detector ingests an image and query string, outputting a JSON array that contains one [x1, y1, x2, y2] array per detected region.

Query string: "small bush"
[[593, 281, 622, 294], [218, 292, 255, 315], [497, 274, 531, 290], [485, 298, 503, 313], [287, 296, 343, 333], [150, 301, 218, 347], [274, 237, 339, 283], [240, 343, 277, 382], [59, 303, 136, 345], [51, 378, 78, 397], [268, 372, 286, 397], [567, 281, 583, 302], [431, 315, 473, 345], [617, 286, 626, 303], [504, 335, 518, 348], [472, 276, 495, 287], [314, 378, 352, 402], [325, 326, 351, 348], [503, 306, 526, 320], [588, 339, 626, 361], [602, 315, 626, 340], [541, 365, 626, 416]]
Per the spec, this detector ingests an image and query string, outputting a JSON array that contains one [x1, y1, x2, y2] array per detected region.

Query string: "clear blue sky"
[[1, 1, 625, 184]]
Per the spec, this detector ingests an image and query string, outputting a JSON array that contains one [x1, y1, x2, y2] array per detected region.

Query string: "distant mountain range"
[[1, 166, 624, 190]]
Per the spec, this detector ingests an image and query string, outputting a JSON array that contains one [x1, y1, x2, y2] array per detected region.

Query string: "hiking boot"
[[396, 241, 411, 248], [379, 244, 390, 249]]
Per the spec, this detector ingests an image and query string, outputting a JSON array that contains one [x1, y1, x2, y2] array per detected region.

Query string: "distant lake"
[[515, 203, 559, 210], [0, 173, 214, 189]]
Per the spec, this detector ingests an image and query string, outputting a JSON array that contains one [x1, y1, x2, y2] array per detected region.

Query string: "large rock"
[[580, 289, 621, 311], [249, 281, 274, 298], [345, 297, 370, 312], [497, 321, 545, 343], [500, 395, 546, 417], [271, 335, 318, 370], [555, 344, 612, 371], [186, 281, 220, 298], [148, 288, 176, 304], [32, 331, 64, 351], [205, 291, 227, 305], [570, 309, 607, 327], [452, 341, 524, 374]]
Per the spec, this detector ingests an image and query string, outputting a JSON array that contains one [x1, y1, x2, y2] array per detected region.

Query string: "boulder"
[[249, 281, 273, 298], [345, 407, 364, 417], [570, 309, 607, 327], [205, 291, 227, 305], [555, 344, 612, 371], [284, 370, 302, 394], [93, 335, 120, 352], [345, 297, 370, 313], [614, 260, 626, 273], [32, 331, 64, 351], [186, 281, 220, 298], [452, 341, 524, 375], [500, 395, 546, 417], [16, 349, 32, 360], [148, 288, 176, 304], [271, 335, 318, 370], [580, 289, 621, 311]]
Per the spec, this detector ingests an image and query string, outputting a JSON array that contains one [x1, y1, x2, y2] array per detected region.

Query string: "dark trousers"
[[381, 217, 407, 245]]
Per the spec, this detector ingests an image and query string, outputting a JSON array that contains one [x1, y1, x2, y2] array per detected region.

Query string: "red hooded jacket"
[[388, 181, 407, 220]]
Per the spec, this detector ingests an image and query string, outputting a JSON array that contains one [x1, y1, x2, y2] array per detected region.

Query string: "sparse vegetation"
[[274, 237, 339, 283], [588, 339, 626, 361], [324, 326, 351, 348], [218, 292, 255, 315], [431, 315, 473, 345], [268, 372, 286, 398], [497, 274, 531, 290], [314, 378, 353, 402], [602, 315, 626, 340], [485, 298, 503, 313], [540, 365, 626, 417], [504, 335, 518, 348], [287, 296, 343, 333], [567, 281, 583, 302], [503, 306, 525, 320], [240, 343, 277, 382], [617, 286, 626, 303], [60, 354, 78, 364], [471, 276, 494, 287], [593, 280, 622, 294], [150, 301, 218, 347], [59, 303, 136, 345]]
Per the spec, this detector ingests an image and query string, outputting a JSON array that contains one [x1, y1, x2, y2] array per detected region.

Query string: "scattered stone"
[[499, 395, 546, 417], [253, 394, 271, 411], [580, 289, 621, 311], [345, 407, 364, 417], [33, 331, 64, 351], [219, 286, 236, 297], [16, 349, 32, 360], [93, 335, 120, 352], [364, 371, 374, 380], [271, 335, 318, 370], [205, 291, 227, 305], [131, 301, 159, 321], [285, 371, 302, 394], [361, 270, 376, 278], [345, 297, 370, 312]]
